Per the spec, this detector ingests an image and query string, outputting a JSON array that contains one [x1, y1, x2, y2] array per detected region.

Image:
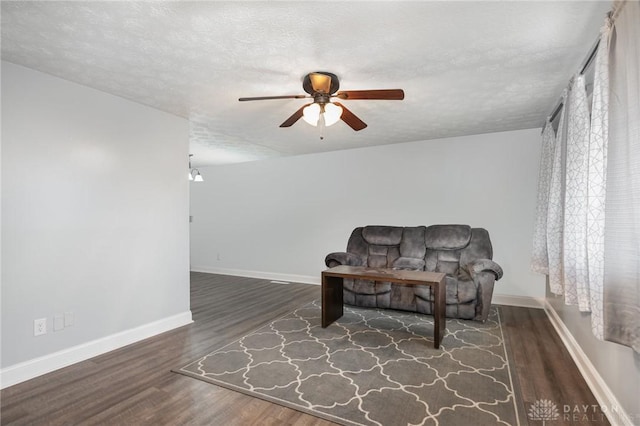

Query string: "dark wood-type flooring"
[[1, 272, 609, 425]]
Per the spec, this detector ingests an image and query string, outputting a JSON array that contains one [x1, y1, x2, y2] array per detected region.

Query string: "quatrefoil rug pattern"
[[176, 301, 519, 426]]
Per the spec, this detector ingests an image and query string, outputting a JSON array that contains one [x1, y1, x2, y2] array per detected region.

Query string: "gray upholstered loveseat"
[[325, 225, 503, 322]]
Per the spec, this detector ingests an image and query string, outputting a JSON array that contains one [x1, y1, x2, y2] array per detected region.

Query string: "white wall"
[[1, 62, 191, 382], [190, 128, 545, 300], [547, 292, 640, 425]]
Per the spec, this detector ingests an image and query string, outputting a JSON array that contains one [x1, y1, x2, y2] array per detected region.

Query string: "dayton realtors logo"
[[529, 399, 612, 423], [528, 399, 560, 425]]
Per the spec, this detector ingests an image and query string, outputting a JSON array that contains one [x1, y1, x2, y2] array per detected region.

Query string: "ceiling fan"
[[238, 71, 404, 131]]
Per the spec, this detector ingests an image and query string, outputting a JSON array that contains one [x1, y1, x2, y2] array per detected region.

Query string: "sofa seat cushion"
[[414, 276, 476, 305], [392, 257, 426, 270]]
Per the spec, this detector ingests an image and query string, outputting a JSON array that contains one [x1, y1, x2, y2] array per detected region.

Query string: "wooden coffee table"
[[321, 265, 447, 349]]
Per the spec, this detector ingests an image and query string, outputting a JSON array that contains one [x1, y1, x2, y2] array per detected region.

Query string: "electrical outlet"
[[34, 318, 47, 336], [217, 253, 221, 261]]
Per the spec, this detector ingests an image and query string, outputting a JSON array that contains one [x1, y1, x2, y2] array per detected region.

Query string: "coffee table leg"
[[433, 278, 446, 349], [322, 274, 343, 327]]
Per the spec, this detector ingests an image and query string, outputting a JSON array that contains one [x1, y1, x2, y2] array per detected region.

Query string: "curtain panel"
[[530, 120, 555, 275], [532, 1, 639, 351], [587, 17, 611, 340], [563, 74, 592, 311], [546, 91, 568, 297], [603, 0, 640, 352]]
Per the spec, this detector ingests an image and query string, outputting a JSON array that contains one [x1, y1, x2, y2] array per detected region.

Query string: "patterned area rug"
[[175, 301, 519, 426]]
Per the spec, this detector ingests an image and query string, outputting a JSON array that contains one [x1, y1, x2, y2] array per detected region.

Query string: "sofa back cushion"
[[362, 226, 402, 268], [424, 225, 471, 275], [400, 226, 427, 258], [347, 226, 426, 268], [460, 228, 493, 265], [362, 226, 403, 245]]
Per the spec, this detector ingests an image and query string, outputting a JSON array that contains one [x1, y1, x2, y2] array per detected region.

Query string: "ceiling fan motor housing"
[[303, 71, 340, 95], [313, 93, 331, 105]]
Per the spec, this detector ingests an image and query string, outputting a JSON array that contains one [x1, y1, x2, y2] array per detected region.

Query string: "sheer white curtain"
[[603, 0, 640, 352], [546, 91, 567, 296], [563, 74, 592, 311], [586, 17, 611, 340], [531, 9, 615, 341], [531, 120, 555, 275]]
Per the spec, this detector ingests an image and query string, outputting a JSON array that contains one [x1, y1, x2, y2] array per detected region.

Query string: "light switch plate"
[[54, 314, 64, 331], [64, 311, 74, 327]]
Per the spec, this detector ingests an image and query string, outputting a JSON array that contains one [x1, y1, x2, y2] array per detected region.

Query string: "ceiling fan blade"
[[335, 89, 405, 100], [309, 73, 332, 94], [239, 94, 308, 101], [334, 102, 367, 131], [279, 103, 311, 127]]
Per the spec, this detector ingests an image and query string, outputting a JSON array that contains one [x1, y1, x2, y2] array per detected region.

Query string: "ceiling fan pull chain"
[[318, 114, 326, 140]]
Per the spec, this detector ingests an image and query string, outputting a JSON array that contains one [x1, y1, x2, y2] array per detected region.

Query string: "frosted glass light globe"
[[323, 103, 343, 126], [302, 103, 321, 126]]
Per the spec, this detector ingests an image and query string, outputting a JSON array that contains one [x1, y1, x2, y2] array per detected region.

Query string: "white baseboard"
[[190, 265, 320, 285], [493, 294, 545, 309], [0, 311, 193, 390], [544, 301, 633, 426]]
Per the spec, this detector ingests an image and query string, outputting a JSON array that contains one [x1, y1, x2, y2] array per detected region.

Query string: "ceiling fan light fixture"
[[302, 103, 321, 126], [302, 102, 342, 127], [323, 103, 343, 126]]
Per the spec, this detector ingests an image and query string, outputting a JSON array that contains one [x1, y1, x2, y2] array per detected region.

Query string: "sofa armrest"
[[459, 259, 502, 322], [325, 252, 364, 268], [468, 259, 503, 281], [392, 257, 426, 271]]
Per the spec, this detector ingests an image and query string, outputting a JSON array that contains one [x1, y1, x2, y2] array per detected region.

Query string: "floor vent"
[[269, 280, 291, 285]]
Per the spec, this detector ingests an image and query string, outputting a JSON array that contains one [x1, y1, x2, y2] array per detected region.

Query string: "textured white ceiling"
[[1, 1, 611, 166]]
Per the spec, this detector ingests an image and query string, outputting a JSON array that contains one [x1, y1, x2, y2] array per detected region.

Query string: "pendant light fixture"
[[189, 154, 204, 182]]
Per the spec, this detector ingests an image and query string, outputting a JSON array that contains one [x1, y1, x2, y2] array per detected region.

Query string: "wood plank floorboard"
[[1, 272, 608, 425], [500, 306, 609, 425]]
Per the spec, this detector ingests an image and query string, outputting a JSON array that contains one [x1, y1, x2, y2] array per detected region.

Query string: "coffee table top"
[[322, 265, 445, 286]]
